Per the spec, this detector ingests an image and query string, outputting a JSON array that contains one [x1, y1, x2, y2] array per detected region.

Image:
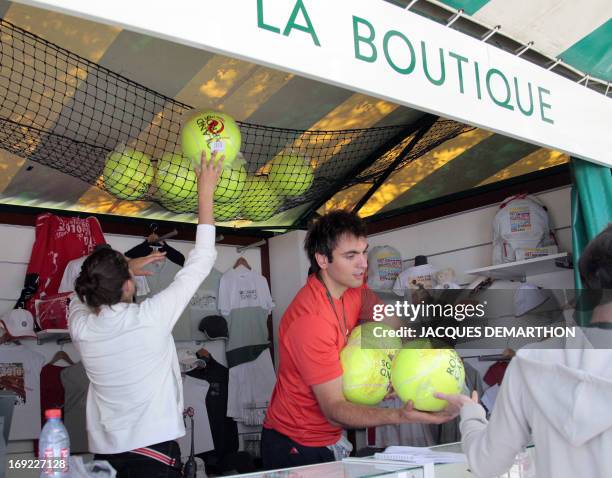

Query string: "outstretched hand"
[[127, 251, 166, 276], [434, 390, 479, 411], [194, 150, 224, 194], [397, 399, 459, 425]]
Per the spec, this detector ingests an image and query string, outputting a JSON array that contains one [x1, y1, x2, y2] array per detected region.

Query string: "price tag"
[[210, 141, 225, 153]]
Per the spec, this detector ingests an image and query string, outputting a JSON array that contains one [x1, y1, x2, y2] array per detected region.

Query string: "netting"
[[0, 18, 471, 224]]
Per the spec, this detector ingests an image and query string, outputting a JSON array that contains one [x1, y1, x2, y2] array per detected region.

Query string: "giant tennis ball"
[[103, 148, 154, 200], [241, 176, 283, 222], [348, 323, 402, 358], [181, 110, 241, 168], [160, 197, 197, 214], [391, 348, 465, 411], [267, 154, 314, 196], [214, 164, 247, 204], [341, 344, 390, 406], [214, 200, 242, 222], [155, 152, 197, 202]]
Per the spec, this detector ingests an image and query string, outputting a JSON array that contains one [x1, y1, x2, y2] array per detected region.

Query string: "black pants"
[[94, 440, 182, 478], [261, 427, 334, 470]]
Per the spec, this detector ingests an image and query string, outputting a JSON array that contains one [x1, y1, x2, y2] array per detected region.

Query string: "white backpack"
[[492, 194, 558, 264]]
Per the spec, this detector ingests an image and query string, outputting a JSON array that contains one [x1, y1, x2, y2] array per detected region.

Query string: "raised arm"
[[139, 152, 223, 333]]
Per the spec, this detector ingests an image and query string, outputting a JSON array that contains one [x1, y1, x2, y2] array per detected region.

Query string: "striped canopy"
[[0, 0, 607, 229]]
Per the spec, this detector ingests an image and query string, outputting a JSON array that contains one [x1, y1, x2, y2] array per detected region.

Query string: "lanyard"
[[318, 274, 348, 344]]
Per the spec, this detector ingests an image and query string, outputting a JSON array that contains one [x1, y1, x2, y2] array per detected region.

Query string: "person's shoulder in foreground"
[[440, 223, 612, 478]]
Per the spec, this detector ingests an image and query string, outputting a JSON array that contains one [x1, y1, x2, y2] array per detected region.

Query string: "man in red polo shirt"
[[262, 210, 457, 469]]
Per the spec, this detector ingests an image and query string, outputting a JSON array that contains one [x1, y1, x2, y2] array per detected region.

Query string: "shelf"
[[465, 252, 569, 280], [36, 329, 71, 345]]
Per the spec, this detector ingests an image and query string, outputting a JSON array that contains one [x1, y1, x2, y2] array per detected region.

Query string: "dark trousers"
[[261, 427, 334, 470], [94, 440, 182, 478]]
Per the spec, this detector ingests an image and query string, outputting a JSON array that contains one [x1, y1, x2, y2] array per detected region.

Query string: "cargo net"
[[0, 19, 471, 223]]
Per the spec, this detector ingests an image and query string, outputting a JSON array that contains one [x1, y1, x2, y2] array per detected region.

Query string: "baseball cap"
[[198, 315, 229, 341], [0, 309, 37, 339]]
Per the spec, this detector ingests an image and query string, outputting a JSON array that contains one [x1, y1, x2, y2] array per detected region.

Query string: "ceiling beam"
[[351, 115, 438, 215], [293, 114, 438, 228]]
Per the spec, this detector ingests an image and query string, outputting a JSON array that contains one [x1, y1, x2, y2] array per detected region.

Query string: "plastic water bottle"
[[38, 409, 70, 477]]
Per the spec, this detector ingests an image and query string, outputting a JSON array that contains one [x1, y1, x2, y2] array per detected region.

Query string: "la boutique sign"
[[17, 0, 612, 166], [258, 0, 554, 125]]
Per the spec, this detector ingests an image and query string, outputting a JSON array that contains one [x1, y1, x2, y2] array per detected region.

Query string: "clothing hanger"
[[49, 346, 75, 366], [233, 256, 251, 270], [147, 223, 178, 247]]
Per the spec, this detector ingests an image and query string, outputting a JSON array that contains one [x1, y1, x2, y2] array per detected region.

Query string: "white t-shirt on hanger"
[[177, 376, 214, 457], [0, 344, 45, 439], [218, 266, 275, 316]]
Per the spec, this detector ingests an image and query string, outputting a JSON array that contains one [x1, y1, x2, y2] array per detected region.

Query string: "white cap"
[[0, 309, 37, 339], [514, 283, 550, 317]]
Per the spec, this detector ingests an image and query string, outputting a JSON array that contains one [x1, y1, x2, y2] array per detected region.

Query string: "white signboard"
[[16, 0, 612, 167]]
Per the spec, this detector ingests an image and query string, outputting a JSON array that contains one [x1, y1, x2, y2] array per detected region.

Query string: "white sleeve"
[[139, 225, 217, 334], [67, 293, 92, 339], [218, 272, 232, 317], [459, 360, 531, 478], [58, 262, 78, 293], [257, 275, 275, 313]]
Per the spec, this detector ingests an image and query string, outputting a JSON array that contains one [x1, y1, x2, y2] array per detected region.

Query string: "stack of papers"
[[374, 446, 467, 464]]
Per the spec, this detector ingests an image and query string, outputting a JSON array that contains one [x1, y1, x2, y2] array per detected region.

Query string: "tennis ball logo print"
[[341, 345, 390, 406], [181, 110, 241, 168], [445, 353, 463, 383], [200, 116, 224, 136], [103, 147, 154, 200], [391, 348, 464, 411]]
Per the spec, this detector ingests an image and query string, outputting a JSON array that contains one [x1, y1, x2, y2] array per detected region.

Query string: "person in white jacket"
[[438, 223, 612, 478], [68, 152, 223, 477]]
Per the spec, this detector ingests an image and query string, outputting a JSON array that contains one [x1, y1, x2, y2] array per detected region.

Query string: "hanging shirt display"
[[18, 213, 106, 316], [218, 266, 274, 316], [60, 362, 89, 453], [177, 376, 214, 457], [142, 258, 191, 340], [189, 268, 223, 340], [227, 349, 276, 422], [187, 355, 238, 462], [39, 363, 66, 424], [218, 266, 275, 366], [0, 344, 45, 439]]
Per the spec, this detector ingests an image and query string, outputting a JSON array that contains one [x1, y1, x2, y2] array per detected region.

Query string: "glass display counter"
[[234, 459, 429, 478], [232, 443, 535, 478]]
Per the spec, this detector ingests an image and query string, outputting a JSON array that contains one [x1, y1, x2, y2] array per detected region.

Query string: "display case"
[[231, 443, 535, 478], [233, 459, 429, 478]]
